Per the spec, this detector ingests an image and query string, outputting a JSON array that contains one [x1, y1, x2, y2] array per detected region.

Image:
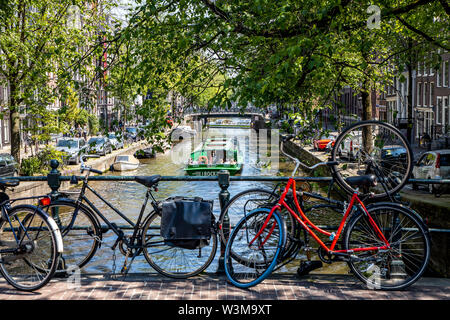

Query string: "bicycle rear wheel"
[[331, 120, 413, 199], [224, 209, 285, 288], [142, 211, 218, 278], [218, 188, 277, 244], [42, 200, 101, 273], [344, 205, 430, 290], [0, 205, 59, 291]]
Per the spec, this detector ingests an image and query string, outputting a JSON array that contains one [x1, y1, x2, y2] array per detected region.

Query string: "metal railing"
[[5, 160, 450, 274]]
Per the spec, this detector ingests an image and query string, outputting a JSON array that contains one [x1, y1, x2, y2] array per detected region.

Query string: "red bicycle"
[[224, 121, 430, 290]]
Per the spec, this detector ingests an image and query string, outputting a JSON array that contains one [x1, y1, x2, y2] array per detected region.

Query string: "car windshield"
[[56, 140, 78, 148], [108, 134, 116, 139], [126, 127, 137, 133], [89, 138, 104, 144]]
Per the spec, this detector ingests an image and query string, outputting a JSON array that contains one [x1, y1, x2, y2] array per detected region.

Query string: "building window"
[[437, 96, 442, 124], [444, 97, 449, 130], [429, 57, 434, 75], [444, 60, 449, 87], [417, 82, 422, 106], [430, 83, 434, 107], [423, 62, 428, 76], [437, 63, 442, 87], [423, 82, 427, 107], [417, 62, 422, 76], [3, 120, 9, 143]]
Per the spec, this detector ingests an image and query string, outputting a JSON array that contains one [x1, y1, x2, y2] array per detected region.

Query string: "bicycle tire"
[[343, 204, 430, 290], [0, 205, 60, 291], [42, 199, 101, 272], [224, 208, 285, 288], [219, 188, 301, 265], [330, 120, 413, 199], [218, 188, 277, 244], [142, 211, 218, 279]]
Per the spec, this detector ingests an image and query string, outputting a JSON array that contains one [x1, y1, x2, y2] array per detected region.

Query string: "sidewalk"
[[0, 274, 448, 300]]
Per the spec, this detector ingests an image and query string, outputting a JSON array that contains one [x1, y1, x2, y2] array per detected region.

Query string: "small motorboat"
[[134, 147, 156, 163], [112, 155, 140, 171]]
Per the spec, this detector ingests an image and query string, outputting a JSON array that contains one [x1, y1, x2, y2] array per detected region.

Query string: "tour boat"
[[112, 155, 140, 171], [184, 137, 243, 176]]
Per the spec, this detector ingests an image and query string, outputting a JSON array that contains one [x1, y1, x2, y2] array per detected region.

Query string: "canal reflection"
[[81, 124, 348, 275]]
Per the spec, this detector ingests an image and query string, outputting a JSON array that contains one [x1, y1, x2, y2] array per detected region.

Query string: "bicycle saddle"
[[0, 178, 20, 188], [135, 175, 161, 188], [345, 174, 377, 187]]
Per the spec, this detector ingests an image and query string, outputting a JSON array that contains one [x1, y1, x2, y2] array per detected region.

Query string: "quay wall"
[[7, 141, 149, 203]]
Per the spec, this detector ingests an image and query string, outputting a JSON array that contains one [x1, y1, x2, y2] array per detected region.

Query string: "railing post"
[[47, 159, 61, 198], [216, 170, 230, 274]]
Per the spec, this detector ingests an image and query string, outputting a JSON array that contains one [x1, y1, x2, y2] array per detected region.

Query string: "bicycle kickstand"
[[120, 249, 139, 277]]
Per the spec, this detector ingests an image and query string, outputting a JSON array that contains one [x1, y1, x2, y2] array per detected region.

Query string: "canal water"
[[80, 121, 349, 275]]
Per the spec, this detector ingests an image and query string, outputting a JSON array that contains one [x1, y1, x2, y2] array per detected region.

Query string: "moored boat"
[[112, 155, 140, 171]]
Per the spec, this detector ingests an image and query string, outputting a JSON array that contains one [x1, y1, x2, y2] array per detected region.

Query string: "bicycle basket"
[[160, 196, 214, 249]]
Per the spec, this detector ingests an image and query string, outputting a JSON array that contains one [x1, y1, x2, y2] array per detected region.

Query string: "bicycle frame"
[[250, 178, 391, 256], [62, 175, 157, 250]]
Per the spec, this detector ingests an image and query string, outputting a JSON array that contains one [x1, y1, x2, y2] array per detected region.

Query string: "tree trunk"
[[9, 83, 21, 162], [10, 108, 21, 163]]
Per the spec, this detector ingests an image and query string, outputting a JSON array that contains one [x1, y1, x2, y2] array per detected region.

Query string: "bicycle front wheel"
[[0, 205, 59, 291], [142, 211, 218, 278], [224, 209, 285, 288], [344, 205, 430, 290], [331, 120, 413, 199]]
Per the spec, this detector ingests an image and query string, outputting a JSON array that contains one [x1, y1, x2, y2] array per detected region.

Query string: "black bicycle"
[[41, 155, 218, 278], [0, 178, 63, 291]]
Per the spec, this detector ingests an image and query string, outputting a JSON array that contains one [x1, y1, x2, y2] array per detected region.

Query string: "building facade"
[[415, 51, 450, 140]]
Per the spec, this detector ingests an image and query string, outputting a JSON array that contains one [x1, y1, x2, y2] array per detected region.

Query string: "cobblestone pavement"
[[0, 274, 448, 300]]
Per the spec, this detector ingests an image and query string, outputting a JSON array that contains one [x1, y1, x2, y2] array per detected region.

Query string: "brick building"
[[415, 51, 450, 141]]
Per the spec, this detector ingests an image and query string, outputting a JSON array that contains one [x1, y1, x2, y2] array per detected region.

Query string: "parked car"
[[87, 137, 113, 156], [170, 126, 196, 142], [313, 134, 337, 151], [380, 146, 409, 171], [108, 133, 124, 150], [338, 134, 362, 160], [125, 127, 139, 142], [55, 137, 88, 164], [411, 150, 450, 194], [0, 154, 19, 177]]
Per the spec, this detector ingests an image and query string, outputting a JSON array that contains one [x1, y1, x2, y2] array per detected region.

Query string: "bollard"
[[47, 159, 61, 198], [216, 170, 230, 274]]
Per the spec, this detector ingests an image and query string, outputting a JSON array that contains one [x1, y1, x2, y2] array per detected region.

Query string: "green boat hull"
[[184, 164, 242, 176]]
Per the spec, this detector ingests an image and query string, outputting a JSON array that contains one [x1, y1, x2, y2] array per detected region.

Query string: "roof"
[[193, 138, 239, 152]]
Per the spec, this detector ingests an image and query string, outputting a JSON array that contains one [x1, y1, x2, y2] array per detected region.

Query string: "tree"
[[0, 0, 112, 161], [118, 0, 448, 130]]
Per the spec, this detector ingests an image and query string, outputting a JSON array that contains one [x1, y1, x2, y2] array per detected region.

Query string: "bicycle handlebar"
[[80, 155, 103, 175]]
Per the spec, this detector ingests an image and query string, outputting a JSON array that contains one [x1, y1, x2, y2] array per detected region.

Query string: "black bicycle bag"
[[160, 196, 214, 250]]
